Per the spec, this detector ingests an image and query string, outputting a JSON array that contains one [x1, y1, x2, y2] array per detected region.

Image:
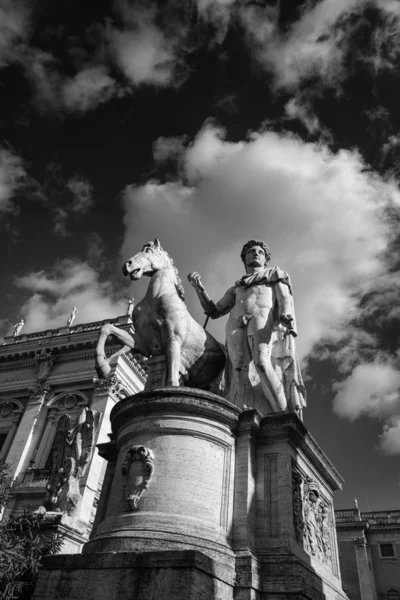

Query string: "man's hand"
[[280, 313, 294, 329], [187, 271, 205, 292]]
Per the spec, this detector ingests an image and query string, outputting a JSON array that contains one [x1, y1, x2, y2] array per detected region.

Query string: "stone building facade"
[[1, 318, 399, 598], [335, 507, 400, 600], [0, 316, 145, 552]]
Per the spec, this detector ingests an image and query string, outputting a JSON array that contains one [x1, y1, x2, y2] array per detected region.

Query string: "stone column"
[[0, 411, 23, 463], [78, 377, 127, 532], [354, 535, 377, 600], [33, 411, 58, 468], [232, 410, 261, 600], [6, 385, 51, 484]]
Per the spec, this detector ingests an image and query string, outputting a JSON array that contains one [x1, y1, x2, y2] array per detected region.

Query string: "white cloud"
[[66, 174, 94, 214], [240, 0, 359, 92], [196, 0, 236, 43], [0, 0, 30, 68], [14, 259, 126, 333], [240, 0, 400, 95], [333, 363, 400, 421], [379, 418, 400, 455], [62, 66, 118, 113], [0, 146, 26, 212], [110, 7, 176, 88], [285, 97, 322, 136], [153, 135, 188, 166], [121, 122, 398, 364]]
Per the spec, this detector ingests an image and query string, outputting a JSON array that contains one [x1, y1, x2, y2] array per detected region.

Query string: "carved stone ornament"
[[42, 407, 99, 517], [292, 467, 333, 570], [93, 375, 128, 400], [354, 535, 367, 548], [35, 349, 54, 383], [292, 469, 304, 544], [29, 382, 51, 402], [121, 445, 154, 511]]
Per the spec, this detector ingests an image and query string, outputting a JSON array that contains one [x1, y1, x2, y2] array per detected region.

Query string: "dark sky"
[[1, 0, 400, 510]]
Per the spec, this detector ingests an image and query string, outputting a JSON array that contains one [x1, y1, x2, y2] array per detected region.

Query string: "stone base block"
[[32, 550, 235, 600], [232, 412, 349, 600]]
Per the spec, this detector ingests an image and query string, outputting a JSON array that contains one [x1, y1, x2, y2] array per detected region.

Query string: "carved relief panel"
[[292, 464, 334, 572], [121, 445, 155, 511]]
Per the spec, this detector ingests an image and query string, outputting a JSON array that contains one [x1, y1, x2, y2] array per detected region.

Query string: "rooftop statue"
[[125, 297, 135, 319], [95, 239, 225, 390], [188, 240, 306, 416], [13, 318, 25, 337], [67, 306, 79, 328]]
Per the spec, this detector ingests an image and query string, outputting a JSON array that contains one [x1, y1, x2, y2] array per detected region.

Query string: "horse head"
[[122, 238, 171, 281]]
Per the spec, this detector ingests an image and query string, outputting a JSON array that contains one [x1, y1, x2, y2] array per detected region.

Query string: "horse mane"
[[145, 242, 185, 302], [173, 267, 185, 302]]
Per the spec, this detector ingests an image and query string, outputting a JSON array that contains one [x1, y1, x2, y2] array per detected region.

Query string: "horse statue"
[[95, 239, 226, 390]]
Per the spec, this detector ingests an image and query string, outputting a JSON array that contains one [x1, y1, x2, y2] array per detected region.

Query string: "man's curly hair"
[[240, 240, 271, 265]]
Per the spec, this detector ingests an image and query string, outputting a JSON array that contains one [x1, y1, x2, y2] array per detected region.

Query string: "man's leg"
[[248, 326, 287, 413]]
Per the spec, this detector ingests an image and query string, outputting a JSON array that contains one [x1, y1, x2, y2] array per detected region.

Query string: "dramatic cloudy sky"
[[1, 0, 400, 510]]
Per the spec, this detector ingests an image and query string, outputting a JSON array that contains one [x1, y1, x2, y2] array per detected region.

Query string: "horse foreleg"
[[95, 324, 148, 379], [165, 336, 181, 387]]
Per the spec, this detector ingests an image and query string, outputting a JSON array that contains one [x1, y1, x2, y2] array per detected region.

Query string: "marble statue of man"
[[188, 240, 306, 416], [67, 306, 79, 328], [13, 319, 25, 337]]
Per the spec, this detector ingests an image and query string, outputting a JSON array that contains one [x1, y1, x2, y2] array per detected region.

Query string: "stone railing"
[[3, 316, 131, 346], [362, 510, 400, 524], [335, 509, 360, 522], [335, 508, 400, 524]]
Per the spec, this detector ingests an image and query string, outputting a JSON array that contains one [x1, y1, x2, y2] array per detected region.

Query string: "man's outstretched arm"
[[187, 271, 235, 319]]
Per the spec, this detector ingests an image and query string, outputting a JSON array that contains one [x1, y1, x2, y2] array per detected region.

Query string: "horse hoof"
[[100, 323, 114, 336]]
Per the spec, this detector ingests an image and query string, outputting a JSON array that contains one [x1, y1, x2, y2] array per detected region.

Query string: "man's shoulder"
[[267, 266, 289, 280]]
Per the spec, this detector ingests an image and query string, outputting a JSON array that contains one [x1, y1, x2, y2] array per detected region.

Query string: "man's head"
[[240, 240, 271, 271]]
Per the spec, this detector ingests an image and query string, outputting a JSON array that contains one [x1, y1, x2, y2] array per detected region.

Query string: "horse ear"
[[154, 238, 161, 248]]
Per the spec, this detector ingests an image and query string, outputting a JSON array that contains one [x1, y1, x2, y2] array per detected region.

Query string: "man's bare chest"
[[234, 284, 275, 311]]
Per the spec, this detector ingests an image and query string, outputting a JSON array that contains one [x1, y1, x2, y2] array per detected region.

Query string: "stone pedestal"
[[33, 391, 348, 600], [33, 388, 241, 600], [233, 411, 347, 600]]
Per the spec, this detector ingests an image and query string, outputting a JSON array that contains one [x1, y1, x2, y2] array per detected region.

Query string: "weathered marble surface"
[[42, 407, 99, 517], [32, 390, 349, 600], [188, 239, 306, 417], [32, 551, 235, 600], [95, 239, 225, 391], [86, 387, 239, 563]]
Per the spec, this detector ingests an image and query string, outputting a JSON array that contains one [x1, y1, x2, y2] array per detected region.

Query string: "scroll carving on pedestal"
[[292, 466, 333, 571], [121, 445, 155, 511]]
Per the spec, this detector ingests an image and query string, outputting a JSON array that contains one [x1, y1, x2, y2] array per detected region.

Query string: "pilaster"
[[354, 535, 377, 600], [6, 385, 52, 483]]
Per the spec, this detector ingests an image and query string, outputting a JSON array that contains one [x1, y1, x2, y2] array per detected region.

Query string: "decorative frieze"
[[292, 465, 333, 571], [121, 445, 155, 511]]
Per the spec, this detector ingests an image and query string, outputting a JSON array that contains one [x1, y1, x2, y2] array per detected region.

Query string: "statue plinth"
[[233, 411, 347, 600], [85, 387, 240, 568], [33, 390, 348, 600]]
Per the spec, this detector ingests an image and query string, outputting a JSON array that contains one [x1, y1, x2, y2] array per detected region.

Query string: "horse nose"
[[122, 262, 130, 276]]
